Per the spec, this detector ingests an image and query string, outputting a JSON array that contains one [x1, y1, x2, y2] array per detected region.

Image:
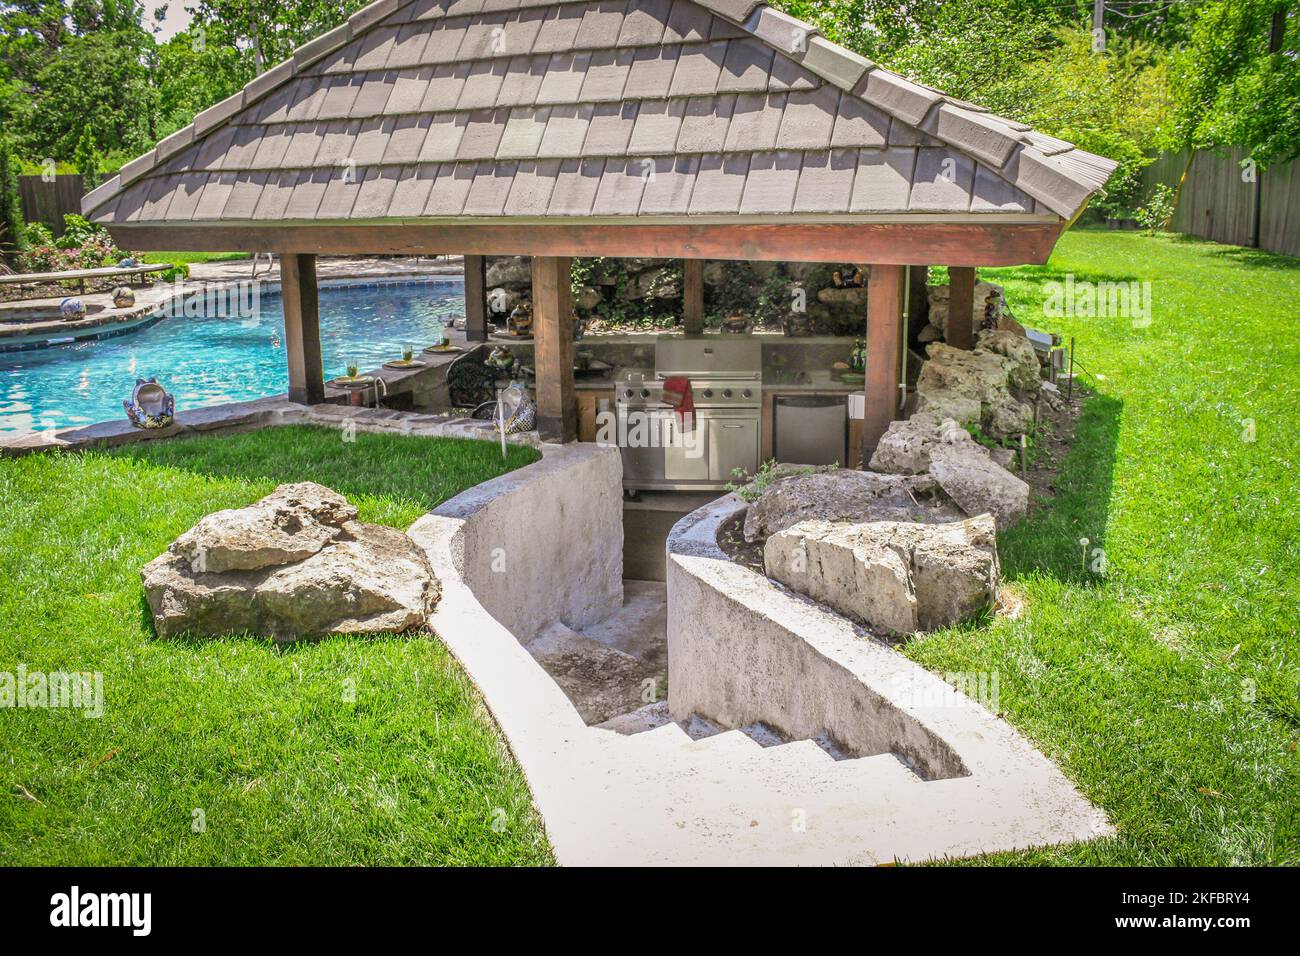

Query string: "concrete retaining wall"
[[667, 494, 972, 780], [414, 443, 623, 643]]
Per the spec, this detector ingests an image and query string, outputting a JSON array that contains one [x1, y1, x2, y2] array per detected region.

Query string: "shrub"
[[1136, 183, 1177, 234], [19, 214, 123, 274], [23, 221, 53, 249]]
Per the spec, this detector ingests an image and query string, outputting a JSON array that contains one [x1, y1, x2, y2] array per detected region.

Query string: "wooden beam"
[[863, 264, 904, 459], [107, 220, 1065, 267], [464, 254, 488, 342], [280, 253, 325, 405], [532, 256, 576, 444], [947, 266, 976, 350], [682, 258, 704, 334]]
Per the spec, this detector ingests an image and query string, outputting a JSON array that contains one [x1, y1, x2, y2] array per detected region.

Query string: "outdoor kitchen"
[[469, 332, 869, 489]]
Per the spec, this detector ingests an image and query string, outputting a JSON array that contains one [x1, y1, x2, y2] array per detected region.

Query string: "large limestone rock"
[[917, 342, 1013, 404], [486, 256, 532, 287], [172, 482, 357, 573], [742, 468, 965, 543], [869, 415, 978, 474], [142, 483, 439, 640], [928, 443, 1029, 530], [765, 515, 1000, 636], [978, 328, 1041, 393], [916, 342, 1037, 441]]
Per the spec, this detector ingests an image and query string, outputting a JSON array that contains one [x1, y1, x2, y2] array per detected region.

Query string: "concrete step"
[[594, 700, 672, 736], [685, 727, 765, 758]]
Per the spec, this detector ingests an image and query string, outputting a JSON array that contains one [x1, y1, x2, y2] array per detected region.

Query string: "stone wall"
[[483, 256, 876, 335], [412, 442, 624, 643], [667, 494, 973, 780]]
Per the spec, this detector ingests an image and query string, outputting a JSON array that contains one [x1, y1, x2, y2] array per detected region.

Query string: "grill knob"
[[624, 389, 634, 399], [701, 389, 713, 399], [742, 389, 753, 399], [723, 389, 733, 399], [640, 389, 650, 398]]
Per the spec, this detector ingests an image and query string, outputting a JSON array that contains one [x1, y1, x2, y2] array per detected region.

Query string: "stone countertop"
[[761, 371, 864, 393]]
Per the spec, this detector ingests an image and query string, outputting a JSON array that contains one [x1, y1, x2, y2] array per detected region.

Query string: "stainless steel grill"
[[616, 338, 763, 491]]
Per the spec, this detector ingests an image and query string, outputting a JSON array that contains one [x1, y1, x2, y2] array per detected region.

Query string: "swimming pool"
[[0, 278, 464, 435]]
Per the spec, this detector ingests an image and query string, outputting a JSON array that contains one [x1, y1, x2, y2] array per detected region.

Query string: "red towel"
[[661, 376, 695, 428]]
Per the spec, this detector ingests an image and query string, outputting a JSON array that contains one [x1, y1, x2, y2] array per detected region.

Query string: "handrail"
[[0, 263, 172, 285]]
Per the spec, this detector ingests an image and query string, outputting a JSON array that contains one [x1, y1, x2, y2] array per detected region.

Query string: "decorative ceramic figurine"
[[60, 297, 86, 319], [112, 286, 135, 309], [850, 337, 866, 371], [123, 378, 175, 429], [982, 290, 1003, 332], [507, 301, 533, 336], [487, 345, 516, 374]]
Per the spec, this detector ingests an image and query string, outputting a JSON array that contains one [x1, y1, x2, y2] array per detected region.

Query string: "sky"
[[147, 2, 195, 42]]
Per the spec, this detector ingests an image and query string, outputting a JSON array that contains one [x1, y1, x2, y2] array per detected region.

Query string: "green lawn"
[[2, 230, 1296, 868], [907, 228, 1299, 865], [138, 251, 250, 267], [0, 425, 551, 865]]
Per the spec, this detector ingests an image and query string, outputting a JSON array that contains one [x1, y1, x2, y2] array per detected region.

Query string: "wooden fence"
[[1142, 148, 1300, 258], [17, 174, 85, 236]]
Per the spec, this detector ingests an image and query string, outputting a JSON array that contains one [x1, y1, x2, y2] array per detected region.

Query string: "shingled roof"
[[83, 0, 1116, 226]]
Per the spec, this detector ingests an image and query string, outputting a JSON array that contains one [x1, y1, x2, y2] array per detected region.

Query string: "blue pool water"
[[0, 279, 465, 435]]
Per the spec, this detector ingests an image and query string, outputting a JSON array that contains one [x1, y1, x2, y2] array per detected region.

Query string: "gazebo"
[[83, 0, 1114, 449]]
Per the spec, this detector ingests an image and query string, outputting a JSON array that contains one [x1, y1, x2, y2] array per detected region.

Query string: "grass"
[[905, 228, 1299, 865], [138, 251, 250, 267], [0, 425, 551, 865]]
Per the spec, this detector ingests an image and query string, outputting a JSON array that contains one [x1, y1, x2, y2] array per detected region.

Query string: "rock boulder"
[[869, 415, 978, 475], [916, 342, 1037, 442], [765, 515, 1000, 636], [172, 482, 357, 573], [742, 468, 965, 542], [142, 483, 439, 641], [928, 443, 1029, 530]]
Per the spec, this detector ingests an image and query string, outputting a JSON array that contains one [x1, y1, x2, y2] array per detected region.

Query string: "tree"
[[19, 29, 156, 162], [1170, 0, 1299, 167], [73, 124, 100, 191], [153, 25, 250, 140], [0, 137, 28, 261], [189, 0, 368, 77], [1, 1, 157, 163]]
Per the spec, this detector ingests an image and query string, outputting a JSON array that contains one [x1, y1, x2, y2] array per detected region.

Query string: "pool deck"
[[0, 256, 465, 350], [186, 255, 463, 284], [0, 393, 539, 459]]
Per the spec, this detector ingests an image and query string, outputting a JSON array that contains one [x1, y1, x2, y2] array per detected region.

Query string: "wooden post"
[[281, 253, 325, 405], [863, 264, 904, 460], [532, 256, 576, 443], [464, 254, 488, 342], [682, 258, 704, 335], [947, 266, 975, 350]]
